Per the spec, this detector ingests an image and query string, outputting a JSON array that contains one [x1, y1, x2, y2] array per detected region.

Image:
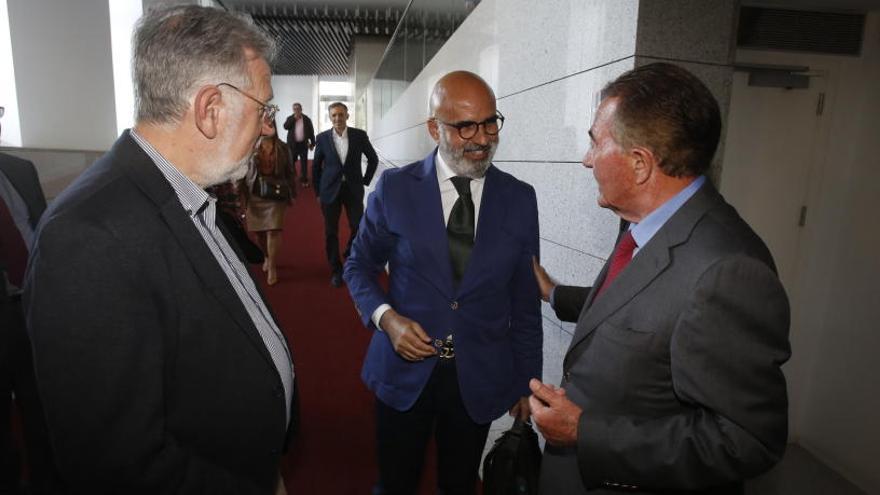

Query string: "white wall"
[[6, 0, 116, 151]]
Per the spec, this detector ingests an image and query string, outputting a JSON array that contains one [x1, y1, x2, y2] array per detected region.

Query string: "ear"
[[427, 118, 441, 143], [629, 146, 659, 185], [193, 85, 223, 139]]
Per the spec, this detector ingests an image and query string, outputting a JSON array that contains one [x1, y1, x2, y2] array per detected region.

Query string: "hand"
[[529, 378, 580, 446], [379, 309, 437, 361], [508, 396, 531, 421], [275, 473, 287, 495], [532, 256, 557, 302]]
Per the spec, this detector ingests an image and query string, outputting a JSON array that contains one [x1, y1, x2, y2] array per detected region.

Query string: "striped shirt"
[[130, 130, 294, 423]]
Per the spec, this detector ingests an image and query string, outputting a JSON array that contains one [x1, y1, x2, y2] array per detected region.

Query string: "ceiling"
[[224, 1, 411, 75], [223, 0, 880, 76]]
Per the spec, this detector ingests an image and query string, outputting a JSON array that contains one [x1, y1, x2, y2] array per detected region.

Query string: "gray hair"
[[133, 5, 275, 124]]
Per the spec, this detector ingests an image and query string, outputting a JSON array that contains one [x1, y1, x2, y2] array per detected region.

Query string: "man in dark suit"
[[282, 103, 315, 187], [529, 63, 791, 494], [312, 102, 378, 287], [24, 7, 294, 494], [344, 71, 541, 495], [0, 111, 61, 495]]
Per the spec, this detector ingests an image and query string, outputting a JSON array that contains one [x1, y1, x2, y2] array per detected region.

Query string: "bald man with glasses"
[[344, 71, 541, 495]]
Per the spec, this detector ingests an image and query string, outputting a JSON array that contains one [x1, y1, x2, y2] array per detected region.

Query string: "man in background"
[[282, 102, 315, 187], [530, 63, 791, 494], [24, 7, 294, 493], [0, 106, 60, 495], [344, 71, 541, 495], [312, 101, 378, 288]]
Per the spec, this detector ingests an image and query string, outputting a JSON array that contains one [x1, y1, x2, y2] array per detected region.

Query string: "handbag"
[[253, 144, 292, 201], [482, 418, 542, 495], [254, 175, 291, 201]]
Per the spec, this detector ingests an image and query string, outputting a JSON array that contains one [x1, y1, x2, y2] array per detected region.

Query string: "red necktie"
[[0, 198, 29, 287], [595, 230, 637, 298]]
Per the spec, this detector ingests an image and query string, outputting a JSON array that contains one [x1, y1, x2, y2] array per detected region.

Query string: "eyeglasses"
[[432, 111, 505, 140], [218, 83, 278, 123]]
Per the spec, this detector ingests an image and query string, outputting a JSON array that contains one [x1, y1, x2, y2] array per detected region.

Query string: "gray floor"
[[746, 444, 869, 495]]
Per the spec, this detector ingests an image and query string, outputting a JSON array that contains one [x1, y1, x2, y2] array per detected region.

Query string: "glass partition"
[[369, 0, 479, 122]]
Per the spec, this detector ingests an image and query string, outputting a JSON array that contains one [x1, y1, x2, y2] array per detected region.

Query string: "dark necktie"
[[594, 229, 637, 298], [0, 198, 29, 287], [447, 176, 474, 283]]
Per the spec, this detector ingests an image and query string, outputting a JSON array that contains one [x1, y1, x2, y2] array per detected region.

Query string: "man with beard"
[[24, 6, 295, 494], [344, 71, 542, 495]]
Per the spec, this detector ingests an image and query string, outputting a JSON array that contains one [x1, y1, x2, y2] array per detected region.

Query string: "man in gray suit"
[[530, 63, 791, 494]]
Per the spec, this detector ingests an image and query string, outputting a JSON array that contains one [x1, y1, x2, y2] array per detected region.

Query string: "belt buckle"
[[434, 335, 455, 359]]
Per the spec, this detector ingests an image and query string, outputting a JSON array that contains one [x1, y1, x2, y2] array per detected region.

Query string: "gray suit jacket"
[[540, 182, 791, 494]]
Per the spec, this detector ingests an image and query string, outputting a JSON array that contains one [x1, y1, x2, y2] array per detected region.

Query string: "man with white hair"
[[24, 6, 294, 494]]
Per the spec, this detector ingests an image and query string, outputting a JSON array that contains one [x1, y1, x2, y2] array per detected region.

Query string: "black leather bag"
[[254, 175, 291, 201], [482, 418, 542, 495]]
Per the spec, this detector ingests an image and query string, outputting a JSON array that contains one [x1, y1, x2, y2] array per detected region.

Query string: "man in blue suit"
[[312, 102, 378, 287], [344, 71, 542, 495]]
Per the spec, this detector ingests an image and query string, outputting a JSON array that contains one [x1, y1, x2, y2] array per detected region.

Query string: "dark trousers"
[[289, 142, 309, 182], [374, 359, 490, 495], [320, 185, 363, 275], [0, 297, 62, 495]]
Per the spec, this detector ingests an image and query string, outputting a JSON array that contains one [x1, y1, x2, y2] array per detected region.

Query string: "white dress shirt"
[[370, 150, 486, 330], [332, 126, 349, 165]]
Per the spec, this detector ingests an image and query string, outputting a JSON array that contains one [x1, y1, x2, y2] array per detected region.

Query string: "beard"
[[200, 151, 254, 187], [438, 131, 497, 179]]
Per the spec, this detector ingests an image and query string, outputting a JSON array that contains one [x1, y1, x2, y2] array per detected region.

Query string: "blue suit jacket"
[[343, 150, 542, 424], [312, 127, 378, 204]]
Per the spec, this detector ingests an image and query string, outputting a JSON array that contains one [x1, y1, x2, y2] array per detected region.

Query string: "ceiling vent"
[[737, 7, 865, 55]]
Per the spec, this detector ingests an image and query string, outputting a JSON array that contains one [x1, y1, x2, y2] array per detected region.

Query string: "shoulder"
[[684, 198, 776, 273], [0, 151, 34, 170], [488, 165, 536, 200]]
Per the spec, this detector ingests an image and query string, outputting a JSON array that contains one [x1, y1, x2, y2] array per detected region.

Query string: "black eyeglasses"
[[218, 83, 279, 122], [432, 111, 505, 140]]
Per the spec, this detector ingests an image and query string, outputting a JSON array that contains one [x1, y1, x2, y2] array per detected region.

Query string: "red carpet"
[[255, 183, 439, 494]]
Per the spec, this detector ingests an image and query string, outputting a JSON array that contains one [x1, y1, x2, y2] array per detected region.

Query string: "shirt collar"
[[130, 128, 210, 217], [332, 127, 348, 139], [630, 175, 706, 249]]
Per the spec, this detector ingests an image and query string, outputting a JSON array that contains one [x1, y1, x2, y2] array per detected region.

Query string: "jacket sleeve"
[[24, 218, 266, 494], [312, 137, 324, 191], [361, 131, 379, 186], [508, 185, 543, 397], [282, 115, 294, 130], [552, 285, 590, 323], [342, 171, 394, 329], [575, 255, 790, 491]]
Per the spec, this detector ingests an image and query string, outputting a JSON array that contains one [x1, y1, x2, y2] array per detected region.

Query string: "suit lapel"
[[117, 132, 277, 370], [457, 166, 503, 297], [410, 151, 454, 297], [564, 182, 719, 366]]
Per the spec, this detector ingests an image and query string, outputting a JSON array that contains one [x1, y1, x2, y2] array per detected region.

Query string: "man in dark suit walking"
[[344, 71, 541, 495], [282, 103, 315, 187], [312, 102, 378, 287], [24, 6, 294, 493], [0, 108, 61, 495], [530, 63, 791, 494]]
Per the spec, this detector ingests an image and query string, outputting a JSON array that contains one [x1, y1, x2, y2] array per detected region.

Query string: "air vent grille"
[[737, 7, 865, 55]]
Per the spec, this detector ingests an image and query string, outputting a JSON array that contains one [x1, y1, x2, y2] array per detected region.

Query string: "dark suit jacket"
[[23, 131, 292, 494], [312, 127, 378, 205], [282, 114, 314, 147], [0, 152, 46, 229], [343, 150, 542, 424], [540, 182, 791, 494]]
